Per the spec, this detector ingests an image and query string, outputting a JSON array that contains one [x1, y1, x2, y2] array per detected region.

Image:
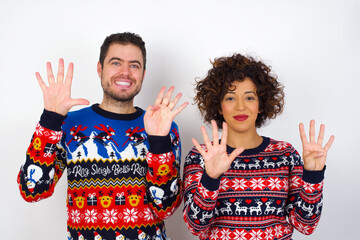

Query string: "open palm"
[[36, 58, 89, 115], [299, 120, 335, 171], [144, 86, 188, 136], [192, 121, 244, 179]]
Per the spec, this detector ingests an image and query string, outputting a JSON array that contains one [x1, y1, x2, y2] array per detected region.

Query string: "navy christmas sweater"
[[183, 137, 324, 240], [18, 104, 182, 240]]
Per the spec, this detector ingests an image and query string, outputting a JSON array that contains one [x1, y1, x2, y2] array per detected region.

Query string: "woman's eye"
[[225, 97, 234, 101], [246, 96, 255, 100]]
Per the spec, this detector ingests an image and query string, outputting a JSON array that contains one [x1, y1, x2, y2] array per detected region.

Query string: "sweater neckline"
[[91, 104, 144, 120], [226, 136, 270, 156]]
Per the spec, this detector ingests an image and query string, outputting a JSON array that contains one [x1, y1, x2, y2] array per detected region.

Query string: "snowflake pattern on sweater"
[[18, 105, 182, 240], [183, 137, 324, 240]]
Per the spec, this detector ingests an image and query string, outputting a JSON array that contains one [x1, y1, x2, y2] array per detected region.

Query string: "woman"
[[183, 54, 334, 240]]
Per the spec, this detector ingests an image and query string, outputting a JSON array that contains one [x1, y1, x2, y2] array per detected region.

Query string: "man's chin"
[[111, 96, 134, 103], [105, 92, 137, 103]]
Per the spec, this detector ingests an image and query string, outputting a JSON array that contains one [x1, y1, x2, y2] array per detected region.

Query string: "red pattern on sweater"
[[18, 107, 182, 239], [183, 137, 324, 240]]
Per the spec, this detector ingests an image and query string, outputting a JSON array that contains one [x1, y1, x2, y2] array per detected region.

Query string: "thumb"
[[149, 105, 160, 111], [146, 105, 160, 115], [228, 147, 245, 162], [304, 150, 325, 161], [56, 99, 90, 116], [70, 99, 90, 108]]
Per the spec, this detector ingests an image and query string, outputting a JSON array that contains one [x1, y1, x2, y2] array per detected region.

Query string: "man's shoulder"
[[67, 106, 94, 119]]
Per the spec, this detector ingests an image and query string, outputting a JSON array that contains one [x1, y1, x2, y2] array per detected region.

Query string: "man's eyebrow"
[[108, 57, 122, 63], [108, 57, 142, 67], [129, 60, 142, 67]]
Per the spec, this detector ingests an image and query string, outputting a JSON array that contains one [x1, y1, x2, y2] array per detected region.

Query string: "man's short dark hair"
[[99, 32, 146, 70]]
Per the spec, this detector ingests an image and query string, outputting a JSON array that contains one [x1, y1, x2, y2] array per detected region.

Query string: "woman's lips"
[[234, 114, 248, 121]]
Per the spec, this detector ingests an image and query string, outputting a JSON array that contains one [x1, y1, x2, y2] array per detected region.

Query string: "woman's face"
[[220, 77, 260, 135]]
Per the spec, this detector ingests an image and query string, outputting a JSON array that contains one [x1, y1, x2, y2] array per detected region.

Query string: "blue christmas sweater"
[[18, 104, 182, 240], [183, 137, 325, 240]]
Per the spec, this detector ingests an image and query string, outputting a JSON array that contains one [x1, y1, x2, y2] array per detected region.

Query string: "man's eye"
[[130, 64, 140, 69], [112, 62, 120, 66]]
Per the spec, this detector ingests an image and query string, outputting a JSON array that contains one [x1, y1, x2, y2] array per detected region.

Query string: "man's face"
[[97, 43, 145, 103]]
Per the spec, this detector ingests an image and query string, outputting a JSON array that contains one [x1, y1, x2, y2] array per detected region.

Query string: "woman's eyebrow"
[[225, 90, 256, 94]]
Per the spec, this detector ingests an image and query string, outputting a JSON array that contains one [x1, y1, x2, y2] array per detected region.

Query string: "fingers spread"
[[201, 126, 212, 149], [154, 86, 166, 105], [35, 72, 47, 92], [220, 122, 228, 146], [324, 135, 335, 152], [211, 120, 219, 146], [309, 120, 316, 142], [65, 62, 74, 86], [299, 122, 308, 145], [168, 92, 182, 110], [192, 138, 205, 156], [162, 86, 175, 106], [57, 58, 65, 84], [46, 62, 55, 85], [70, 98, 90, 108], [172, 101, 189, 118], [317, 124, 325, 145], [228, 147, 244, 162]]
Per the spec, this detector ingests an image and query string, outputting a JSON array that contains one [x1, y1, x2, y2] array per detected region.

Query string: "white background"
[[1, 0, 359, 239]]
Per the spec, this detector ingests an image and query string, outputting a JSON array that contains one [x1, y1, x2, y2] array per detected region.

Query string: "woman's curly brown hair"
[[194, 53, 284, 128]]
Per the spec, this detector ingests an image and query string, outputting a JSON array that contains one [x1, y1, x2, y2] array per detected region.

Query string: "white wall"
[[1, 0, 359, 239]]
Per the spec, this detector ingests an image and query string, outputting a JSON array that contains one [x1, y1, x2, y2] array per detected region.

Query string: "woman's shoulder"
[[265, 137, 297, 153]]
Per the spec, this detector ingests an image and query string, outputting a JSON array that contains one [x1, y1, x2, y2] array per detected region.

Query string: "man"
[[18, 32, 188, 240]]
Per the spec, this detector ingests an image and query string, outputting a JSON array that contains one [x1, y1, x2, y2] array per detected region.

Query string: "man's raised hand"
[[36, 58, 89, 116], [144, 86, 188, 136]]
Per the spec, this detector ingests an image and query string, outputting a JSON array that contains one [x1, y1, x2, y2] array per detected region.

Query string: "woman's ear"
[[257, 102, 261, 114]]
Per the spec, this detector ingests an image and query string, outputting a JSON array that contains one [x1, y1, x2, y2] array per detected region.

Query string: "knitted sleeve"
[[145, 124, 182, 220], [17, 110, 68, 202], [285, 148, 325, 235], [182, 146, 220, 238]]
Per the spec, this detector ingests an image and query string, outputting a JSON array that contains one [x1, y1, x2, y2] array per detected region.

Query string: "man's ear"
[[97, 62, 102, 78]]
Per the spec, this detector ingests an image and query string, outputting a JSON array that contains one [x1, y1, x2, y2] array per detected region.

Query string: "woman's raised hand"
[[192, 120, 245, 179], [299, 120, 335, 171], [36, 58, 89, 116]]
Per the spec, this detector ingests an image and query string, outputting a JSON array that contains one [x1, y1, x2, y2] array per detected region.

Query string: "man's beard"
[[102, 84, 141, 103], [100, 73, 143, 103]]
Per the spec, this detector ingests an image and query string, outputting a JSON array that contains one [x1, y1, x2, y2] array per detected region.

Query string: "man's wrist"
[[147, 134, 172, 154], [40, 109, 67, 131]]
